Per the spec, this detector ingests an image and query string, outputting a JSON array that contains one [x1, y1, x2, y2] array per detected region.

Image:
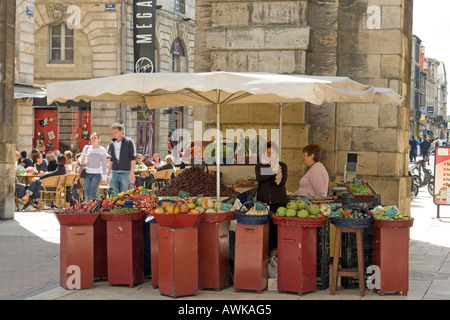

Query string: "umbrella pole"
[[216, 104, 221, 202], [216, 90, 221, 202], [279, 104, 283, 161]]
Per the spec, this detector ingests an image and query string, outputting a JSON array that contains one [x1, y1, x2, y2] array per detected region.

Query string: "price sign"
[[178, 190, 190, 199], [110, 189, 119, 197], [353, 178, 364, 186], [255, 202, 267, 211], [142, 188, 148, 195], [434, 147, 450, 205], [220, 202, 233, 212]]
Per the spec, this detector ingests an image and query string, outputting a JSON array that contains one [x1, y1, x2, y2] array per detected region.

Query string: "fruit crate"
[[339, 193, 381, 210], [340, 226, 373, 289]]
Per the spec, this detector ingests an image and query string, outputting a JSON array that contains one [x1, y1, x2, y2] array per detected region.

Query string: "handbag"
[[78, 145, 88, 178]]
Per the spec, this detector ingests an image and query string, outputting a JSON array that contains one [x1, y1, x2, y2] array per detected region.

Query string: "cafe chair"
[[39, 176, 64, 209], [149, 169, 174, 192], [174, 168, 185, 177]]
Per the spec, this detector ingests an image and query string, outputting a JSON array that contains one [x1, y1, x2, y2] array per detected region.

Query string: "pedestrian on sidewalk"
[[420, 135, 431, 159], [107, 123, 137, 193], [79, 132, 108, 201], [409, 135, 418, 162]]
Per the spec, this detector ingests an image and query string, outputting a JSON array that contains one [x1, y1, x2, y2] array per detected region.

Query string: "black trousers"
[[269, 203, 285, 251]]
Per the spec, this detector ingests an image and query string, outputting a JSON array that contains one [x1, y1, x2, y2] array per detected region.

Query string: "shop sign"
[[171, 39, 185, 56], [26, 6, 34, 18], [133, 1, 156, 73], [427, 106, 434, 115], [105, 4, 116, 12]]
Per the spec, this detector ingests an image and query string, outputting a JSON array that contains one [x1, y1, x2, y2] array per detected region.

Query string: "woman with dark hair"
[[18, 154, 67, 209], [32, 151, 48, 173], [255, 141, 288, 251], [296, 144, 329, 197]]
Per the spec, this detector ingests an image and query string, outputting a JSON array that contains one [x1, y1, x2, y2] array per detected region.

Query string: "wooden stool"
[[330, 226, 365, 296]]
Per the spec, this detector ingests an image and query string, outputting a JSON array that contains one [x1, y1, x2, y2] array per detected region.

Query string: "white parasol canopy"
[[46, 71, 403, 200]]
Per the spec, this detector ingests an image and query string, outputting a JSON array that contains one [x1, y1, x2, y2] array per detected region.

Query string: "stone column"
[[0, 0, 17, 220]]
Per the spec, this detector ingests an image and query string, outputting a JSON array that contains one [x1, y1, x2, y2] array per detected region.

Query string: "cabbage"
[[297, 200, 307, 210], [286, 209, 297, 217], [307, 204, 320, 216], [297, 209, 309, 218], [276, 207, 287, 217], [286, 202, 298, 211]]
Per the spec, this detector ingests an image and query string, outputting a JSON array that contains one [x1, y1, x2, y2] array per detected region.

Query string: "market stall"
[[46, 71, 409, 297]]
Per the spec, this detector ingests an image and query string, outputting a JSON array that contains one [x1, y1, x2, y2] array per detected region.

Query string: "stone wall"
[[0, 0, 17, 219], [195, 0, 413, 215]]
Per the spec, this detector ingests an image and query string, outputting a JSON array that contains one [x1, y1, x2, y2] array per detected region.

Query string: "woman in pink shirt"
[[297, 144, 329, 197]]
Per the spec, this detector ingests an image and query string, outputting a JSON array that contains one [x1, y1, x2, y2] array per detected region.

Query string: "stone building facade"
[[195, 0, 413, 215], [15, 0, 195, 157]]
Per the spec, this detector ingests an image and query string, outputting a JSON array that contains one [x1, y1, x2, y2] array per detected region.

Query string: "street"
[[1, 183, 450, 300]]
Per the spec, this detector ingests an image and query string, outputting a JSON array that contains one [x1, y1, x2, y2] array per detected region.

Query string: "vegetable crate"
[[340, 193, 381, 210], [340, 226, 373, 289], [316, 220, 330, 290]]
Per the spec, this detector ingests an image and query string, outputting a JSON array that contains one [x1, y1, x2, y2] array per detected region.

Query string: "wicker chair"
[[39, 176, 64, 208]]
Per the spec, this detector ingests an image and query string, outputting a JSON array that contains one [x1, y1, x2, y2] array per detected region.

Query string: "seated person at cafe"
[[46, 152, 58, 172], [18, 155, 67, 209], [144, 155, 175, 188], [150, 153, 164, 168], [142, 154, 153, 167], [296, 144, 329, 197], [136, 154, 148, 169], [32, 151, 48, 173], [20, 151, 33, 168]]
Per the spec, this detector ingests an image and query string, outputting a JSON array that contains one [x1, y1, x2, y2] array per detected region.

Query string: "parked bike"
[[411, 158, 434, 197]]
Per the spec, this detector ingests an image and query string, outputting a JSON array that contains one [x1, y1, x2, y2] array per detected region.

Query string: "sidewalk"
[[1, 188, 450, 300]]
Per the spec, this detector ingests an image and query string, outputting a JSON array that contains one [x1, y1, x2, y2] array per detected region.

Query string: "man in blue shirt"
[[107, 123, 136, 193]]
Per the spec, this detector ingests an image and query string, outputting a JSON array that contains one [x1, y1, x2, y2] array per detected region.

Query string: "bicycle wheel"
[[412, 174, 422, 187], [411, 184, 419, 199], [428, 179, 434, 197]]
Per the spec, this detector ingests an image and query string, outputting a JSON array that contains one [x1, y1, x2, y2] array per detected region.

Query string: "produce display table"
[[198, 216, 233, 291], [158, 227, 198, 297], [234, 223, 269, 293], [331, 226, 366, 297], [56, 213, 98, 290], [150, 221, 160, 289], [101, 211, 146, 288], [272, 216, 328, 296], [372, 219, 414, 296]]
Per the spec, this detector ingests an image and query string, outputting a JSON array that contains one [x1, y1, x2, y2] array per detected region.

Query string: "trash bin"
[[272, 215, 327, 295], [198, 214, 233, 291], [56, 213, 99, 290], [372, 218, 414, 296], [150, 220, 159, 289], [158, 227, 198, 297], [101, 211, 146, 287]]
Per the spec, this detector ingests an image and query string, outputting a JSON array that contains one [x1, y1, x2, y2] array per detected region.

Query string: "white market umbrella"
[[46, 71, 403, 200]]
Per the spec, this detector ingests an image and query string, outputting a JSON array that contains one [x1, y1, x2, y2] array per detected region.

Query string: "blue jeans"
[[84, 173, 101, 201], [109, 171, 131, 193]]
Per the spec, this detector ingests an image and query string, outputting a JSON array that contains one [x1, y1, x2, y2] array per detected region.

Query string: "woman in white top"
[[80, 132, 108, 201]]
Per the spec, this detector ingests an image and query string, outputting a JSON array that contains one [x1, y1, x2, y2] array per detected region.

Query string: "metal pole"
[[216, 90, 221, 202], [279, 104, 283, 161]]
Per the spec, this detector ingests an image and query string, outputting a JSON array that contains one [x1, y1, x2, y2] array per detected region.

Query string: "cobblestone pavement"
[[1, 185, 450, 300]]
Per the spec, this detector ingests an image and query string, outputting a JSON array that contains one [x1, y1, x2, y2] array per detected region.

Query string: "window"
[[174, 0, 185, 14], [50, 24, 74, 63]]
